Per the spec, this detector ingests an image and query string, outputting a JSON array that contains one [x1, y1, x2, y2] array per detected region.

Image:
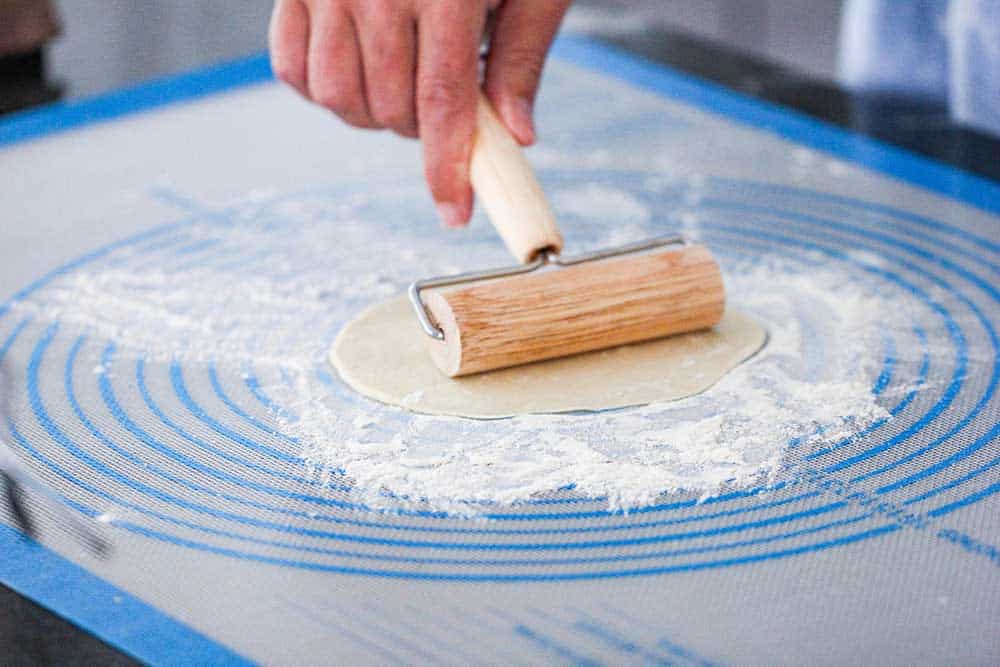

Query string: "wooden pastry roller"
[[409, 94, 725, 377]]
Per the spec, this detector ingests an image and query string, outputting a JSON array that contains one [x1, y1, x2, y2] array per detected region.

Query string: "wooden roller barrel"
[[424, 244, 725, 377]]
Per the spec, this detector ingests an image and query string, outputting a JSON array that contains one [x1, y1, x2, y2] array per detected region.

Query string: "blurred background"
[[5, 1, 842, 102], [2, 0, 997, 179]]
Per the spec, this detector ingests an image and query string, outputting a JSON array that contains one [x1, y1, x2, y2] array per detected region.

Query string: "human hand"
[[268, 0, 572, 227]]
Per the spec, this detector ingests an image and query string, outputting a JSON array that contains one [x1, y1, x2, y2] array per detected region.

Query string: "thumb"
[[482, 0, 571, 146]]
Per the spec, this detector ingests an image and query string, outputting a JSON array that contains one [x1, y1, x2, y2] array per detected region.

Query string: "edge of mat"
[[549, 36, 1000, 216], [2, 34, 998, 217], [0, 53, 273, 148], [0, 31, 997, 666], [0, 525, 250, 665]]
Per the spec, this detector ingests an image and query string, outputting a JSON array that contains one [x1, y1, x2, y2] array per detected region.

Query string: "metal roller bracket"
[[409, 234, 688, 341]]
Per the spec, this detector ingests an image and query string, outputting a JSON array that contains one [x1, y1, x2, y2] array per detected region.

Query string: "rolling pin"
[[409, 94, 725, 377]]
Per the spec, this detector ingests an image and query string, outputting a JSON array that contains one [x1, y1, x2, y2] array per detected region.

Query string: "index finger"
[[416, 1, 486, 228]]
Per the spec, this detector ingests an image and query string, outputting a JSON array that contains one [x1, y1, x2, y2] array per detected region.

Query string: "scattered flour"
[[551, 183, 651, 224], [12, 179, 916, 515]]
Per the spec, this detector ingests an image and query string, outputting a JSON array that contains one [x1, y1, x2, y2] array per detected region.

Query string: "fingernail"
[[508, 97, 535, 145], [436, 202, 466, 229]]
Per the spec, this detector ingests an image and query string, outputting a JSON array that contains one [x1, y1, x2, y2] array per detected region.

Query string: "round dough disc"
[[330, 295, 766, 418]]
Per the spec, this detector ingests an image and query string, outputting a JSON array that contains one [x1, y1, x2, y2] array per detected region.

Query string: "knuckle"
[[500, 47, 545, 79], [310, 82, 353, 114], [417, 77, 467, 113], [356, 0, 394, 24], [367, 43, 402, 79], [271, 58, 301, 86], [369, 98, 411, 131]]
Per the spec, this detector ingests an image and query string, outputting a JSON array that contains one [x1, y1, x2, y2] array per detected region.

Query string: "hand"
[[268, 0, 572, 227]]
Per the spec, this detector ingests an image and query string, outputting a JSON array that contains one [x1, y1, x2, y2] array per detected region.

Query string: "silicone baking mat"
[[1, 36, 998, 665]]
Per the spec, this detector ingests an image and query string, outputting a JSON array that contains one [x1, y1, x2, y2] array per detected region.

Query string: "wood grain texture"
[[425, 244, 726, 377], [470, 93, 563, 263]]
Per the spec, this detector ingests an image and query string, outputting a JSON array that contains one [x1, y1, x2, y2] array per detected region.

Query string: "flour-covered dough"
[[330, 295, 766, 418]]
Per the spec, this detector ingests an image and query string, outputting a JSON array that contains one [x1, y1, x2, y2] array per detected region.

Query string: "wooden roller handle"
[[470, 93, 563, 264]]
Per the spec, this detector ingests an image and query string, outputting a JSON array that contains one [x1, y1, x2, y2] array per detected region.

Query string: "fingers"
[[483, 0, 571, 145], [306, 1, 376, 128], [416, 2, 485, 227], [269, 0, 310, 96], [356, 2, 418, 138], [271, 0, 564, 230]]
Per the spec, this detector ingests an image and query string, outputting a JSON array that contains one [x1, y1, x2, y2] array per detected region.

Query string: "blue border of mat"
[[0, 54, 273, 148], [0, 526, 250, 665], [553, 37, 1000, 216], [0, 33, 997, 665], [2, 35, 998, 215]]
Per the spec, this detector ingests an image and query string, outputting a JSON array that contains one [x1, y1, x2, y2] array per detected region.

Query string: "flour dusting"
[[13, 177, 920, 514]]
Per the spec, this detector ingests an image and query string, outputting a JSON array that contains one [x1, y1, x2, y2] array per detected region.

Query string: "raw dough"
[[330, 295, 766, 418]]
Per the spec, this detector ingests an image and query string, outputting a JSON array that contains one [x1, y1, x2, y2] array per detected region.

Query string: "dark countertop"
[[598, 26, 1000, 182], [0, 587, 137, 667]]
